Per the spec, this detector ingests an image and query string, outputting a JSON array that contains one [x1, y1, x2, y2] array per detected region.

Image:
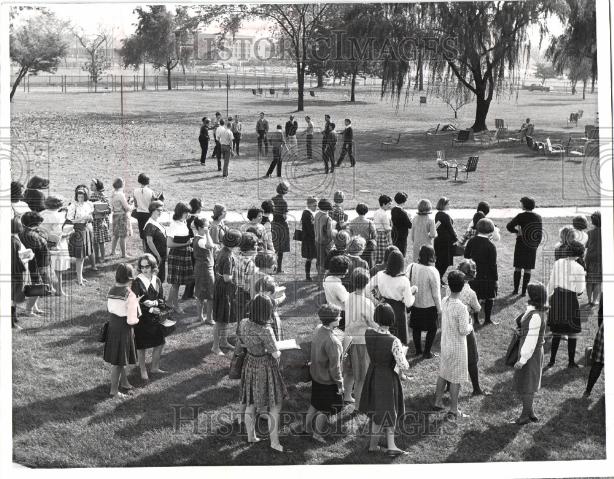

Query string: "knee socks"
[[468, 361, 480, 392], [550, 336, 561, 363], [568, 338, 577, 365], [305, 261, 312, 279], [277, 252, 284, 272], [424, 329, 437, 355], [522, 271, 532, 296], [484, 299, 493, 323], [513, 271, 521, 293], [412, 329, 423, 355]]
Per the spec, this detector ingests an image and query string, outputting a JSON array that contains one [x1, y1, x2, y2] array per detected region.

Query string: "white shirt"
[[344, 292, 377, 345], [67, 201, 94, 223], [323, 276, 349, 309], [366, 271, 415, 308], [133, 186, 154, 213], [373, 208, 391, 231], [547, 257, 585, 296], [518, 306, 541, 366], [216, 126, 234, 146], [166, 220, 189, 238]]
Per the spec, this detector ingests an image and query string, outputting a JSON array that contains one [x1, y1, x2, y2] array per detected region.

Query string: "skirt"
[[375, 230, 392, 265], [68, 224, 94, 259], [12, 271, 25, 304], [469, 277, 497, 300], [383, 297, 409, 345], [133, 314, 165, 350], [213, 277, 238, 324], [513, 240, 538, 269], [92, 217, 111, 244], [409, 306, 438, 332], [49, 237, 71, 272], [103, 314, 137, 366], [112, 212, 131, 238], [240, 353, 288, 408], [272, 220, 291, 253], [134, 211, 151, 239], [514, 346, 544, 394], [359, 364, 404, 427], [301, 237, 317, 259], [548, 287, 581, 335], [310, 380, 344, 414], [194, 262, 214, 300], [167, 246, 194, 285], [361, 239, 377, 269]]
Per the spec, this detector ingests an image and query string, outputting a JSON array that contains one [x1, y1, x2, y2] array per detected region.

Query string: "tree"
[[436, 80, 474, 119], [9, 11, 68, 101], [119, 34, 147, 90], [534, 61, 556, 85], [73, 31, 111, 92]]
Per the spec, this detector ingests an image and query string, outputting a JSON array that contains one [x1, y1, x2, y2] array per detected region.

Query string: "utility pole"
[[226, 74, 229, 118]]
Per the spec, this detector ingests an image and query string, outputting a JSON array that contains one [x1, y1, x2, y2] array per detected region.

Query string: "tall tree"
[[534, 61, 556, 85], [74, 31, 111, 92], [119, 34, 148, 89], [9, 10, 68, 101]]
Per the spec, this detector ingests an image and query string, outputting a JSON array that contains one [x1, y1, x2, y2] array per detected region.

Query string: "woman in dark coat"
[[23, 175, 49, 212], [143, 201, 167, 283], [390, 192, 412, 256], [301, 196, 318, 281], [434, 196, 458, 281], [11, 217, 27, 329], [360, 303, 409, 457], [19, 211, 52, 316], [512, 282, 548, 425], [506, 196, 543, 296], [271, 182, 291, 273], [464, 218, 498, 326]]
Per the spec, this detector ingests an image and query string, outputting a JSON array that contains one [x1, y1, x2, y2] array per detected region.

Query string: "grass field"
[[10, 86, 604, 466]]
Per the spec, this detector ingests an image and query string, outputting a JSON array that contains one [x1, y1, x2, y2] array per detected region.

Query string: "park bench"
[[495, 118, 507, 132], [425, 123, 440, 136], [452, 129, 471, 146], [451, 156, 479, 181], [580, 125, 599, 141], [381, 133, 402, 150]]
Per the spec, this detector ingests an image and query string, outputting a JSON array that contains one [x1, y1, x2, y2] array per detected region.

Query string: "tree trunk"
[[470, 94, 490, 131], [591, 76, 595, 94], [10, 67, 28, 101], [317, 71, 324, 88], [582, 79, 587, 100], [167, 64, 172, 90], [454, 109, 458, 119], [571, 80, 577, 95], [350, 69, 357, 102], [297, 63, 305, 112], [414, 51, 424, 91], [142, 62, 146, 90]]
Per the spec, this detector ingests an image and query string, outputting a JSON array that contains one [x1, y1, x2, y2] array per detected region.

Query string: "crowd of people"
[[10, 173, 604, 455]]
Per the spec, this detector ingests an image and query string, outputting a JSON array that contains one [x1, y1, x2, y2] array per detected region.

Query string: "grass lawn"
[[12, 217, 605, 467], [10, 86, 600, 212]]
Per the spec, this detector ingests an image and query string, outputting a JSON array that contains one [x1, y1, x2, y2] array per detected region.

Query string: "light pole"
[[226, 74, 229, 118]]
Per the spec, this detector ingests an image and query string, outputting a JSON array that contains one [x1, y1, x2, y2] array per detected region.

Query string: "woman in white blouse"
[[166, 202, 194, 313], [133, 173, 155, 250], [67, 185, 97, 286], [366, 249, 416, 346], [373, 195, 393, 265], [39, 195, 72, 296], [546, 240, 586, 369]]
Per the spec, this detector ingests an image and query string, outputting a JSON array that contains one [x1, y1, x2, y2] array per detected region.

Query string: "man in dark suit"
[[256, 112, 269, 156], [336, 118, 355, 167], [210, 112, 222, 171], [199, 117, 210, 165]]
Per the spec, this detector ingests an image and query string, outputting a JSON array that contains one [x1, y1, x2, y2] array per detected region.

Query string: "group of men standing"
[[198, 111, 355, 178]]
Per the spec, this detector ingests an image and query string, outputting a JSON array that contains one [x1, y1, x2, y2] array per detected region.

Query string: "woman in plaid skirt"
[[67, 185, 98, 285], [110, 178, 134, 259], [166, 202, 193, 314], [373, 195, 393, 265], [89, 179, 111, 263]]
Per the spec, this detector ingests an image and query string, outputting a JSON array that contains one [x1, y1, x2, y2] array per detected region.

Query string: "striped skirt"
[[240, 353, 288, 408], [167, 246, 194, 285], [374, 230, 392, 265], [68, 224, 94, 259]]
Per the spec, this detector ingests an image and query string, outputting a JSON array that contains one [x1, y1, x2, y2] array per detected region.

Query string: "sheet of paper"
[[276, 339, 300, 350]]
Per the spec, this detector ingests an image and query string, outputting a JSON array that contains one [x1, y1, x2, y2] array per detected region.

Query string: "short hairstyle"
[[472, 211, 486, 228], [447, 270, 465, 293], [328, 255, 349, 276], [149, 200, 164, 213], [520, 196, 536, 211], [202, 116, 207, 122], [240, 232, 258, 252], [477, 201, 490, 216], [245, 225, 262, 238], [137, 253, 159, 274], [112, 178, 124, 190], [255, 275, 276, 295], [215, 111, 221, 116], [591, 211, 601, 227], [418, 245, 436, 265], [193, 216, 207, 230], [219, 119, 225, 126], [261, 200, 274, 214], [333, 190, 345, 203], [318, 304, 341, 325], [457, 258, 477, 279], [11, 216, 23, 235], [255, 252, 277, 270], [137, 173, 150, 186], [572, 215, 588, 231], [318, 198, 332, 211], [325, 114, 330, 119], [330, 122, 336, 129], [249, 294, 273, 325], [355, 203, 369, 215], [189, 198, 202, 214], [383, 245, 400, 264], [172, 202, 191, 221], [567, 240, 585, 258], [11, 181, 23, 202], [379, 194, 392, 207], [21, 211, 43, 228], [351, 268, 370, 291], [345, 118, 351, 124], [91, 179, 104, 192], [436, 197, 450, 211], [527, 282, 548, 309], [247, 207, 263, 221], [476, 218, 495, 235], [394, 192, 407, 204], [374, 303, 395, 327], [558, 226, 573, 243], [74, 185, 89, 201], [417, 199, 432, 214], [385, 250, 405, 277], [115, 263, 136, 284]]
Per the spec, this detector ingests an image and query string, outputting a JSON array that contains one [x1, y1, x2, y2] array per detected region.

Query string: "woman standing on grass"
[[373, 195, 393, 265], [165, 202, 193, 313], [192, 217, 216, 324], [67, 185, 98, 285], [103, 263, 139, 398], [143, 201, 167, 283], [133, 173, 155, 250], [238, 294, 287, 452], [19, 211, 52, 316], [11, 218, 27, 329], [585, 211, 602, 306], [506, 196, 542, 296], [131, 253, 166, 381], [210, 204, 228, 246], [434, 197, 458, 281], [360, 303, 410, 457], [314, 198, 334, 277], [584, 298, 604, 398], [347, 203, 377, 269], [512, 282, 548, 425], [110, 178, 134, 259], [300, 196, 318, 281], [271, 182, 291, 274], [89, 179, 111, 264], [410, 199, 437, 264], [39, 195, 71, 297]]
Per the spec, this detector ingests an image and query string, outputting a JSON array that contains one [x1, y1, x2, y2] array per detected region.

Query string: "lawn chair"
[[580, 125, 596, 141], [269, 88, 276, 97], [544, 138, 566, 157], [381, 133, 402, 150], [495, 119, 506, 130], [435, 150, 452, 178], [309, 90, 316, 97], [251, 88, 257, 96], [257, 88, 263, 95], [452, 156, 479, 181], [567, 112, 579, 127], [452, 129, 471, 146], [567, 139, 597, 159], [425, 123, 441, 136]]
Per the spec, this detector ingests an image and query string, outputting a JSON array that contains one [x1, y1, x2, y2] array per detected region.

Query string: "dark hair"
[[572, 215, 588, 231], [591, 211, 601, 227], [447, 270, 465, 293], [330, 122, 336, 129], [345, 118, 351, 124], [351, 268, 370, 291], [245, 225, 262, 238], [566, 240, 585, 258], [379, 194, 392, 207], [418, 245, 436, 265], [11, 216, 23, 235], [219, 119, 225, 126], [520, 196, 535, 211], [385, 250, 405, 276], [318, 304, 341, 325], [247, 207, 263, 221], [239, 232, 258, 252], [255, 275, 276, 295], [193, 217, 206, 230], [136, 253, 159, 274], [328, 255, 349, 276], [527, 282, 548, 309], [477, 201, 490, 216], [112, 178, 124, 190], [261, 200, 274, 215], [148, 200, 164, 213], [472, 211, 486, 228], [189, 198, 202, 214], [355, 203, 369, 215], [137, 173, 150, 186], [255, 252, 276, 270], [202, 116, 207, 122], [21, 211, 43, 228], [92, 179, 104, 192], [476, 218, 495, 234], [74, 185, 89, 201], [215, 111, 221, 116], [11, 181, 24, 202], [436, 197, 449, 211], [318, 199, 332, 211], [394, 192, 407, 204], [374, 303, 395, 327], [115, 263, 136, 283], [249, 294, 273, 325], [383, 245, 400, 265], [172, 202, 191, 221]]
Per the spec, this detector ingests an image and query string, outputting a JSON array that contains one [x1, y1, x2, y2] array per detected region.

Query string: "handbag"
[[98, 321, 109, 343], [293, 228, 303, 241], [452, 243, 465, 256], [228, 346, 247, 379], [23, 283, 53, 297], [298, 361, 312, 383], [505, 330, 521, 367]]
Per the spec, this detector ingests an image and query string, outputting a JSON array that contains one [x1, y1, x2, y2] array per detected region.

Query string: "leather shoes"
[[483, 319, 500, 326], [472, 389, 492, 397], [386, 449, 409, 457]]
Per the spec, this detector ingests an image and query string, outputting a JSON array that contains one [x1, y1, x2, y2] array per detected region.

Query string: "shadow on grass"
[[445, 422, 521, 462]]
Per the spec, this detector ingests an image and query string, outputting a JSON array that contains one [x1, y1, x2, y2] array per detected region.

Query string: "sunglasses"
[[140, 264, 152, 269]]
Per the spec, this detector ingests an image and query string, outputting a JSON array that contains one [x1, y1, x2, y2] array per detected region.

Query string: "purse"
[[98, 321, 109, 343], [505, 331, 521, 367], [23, 283, 53, 297], [452, 243, 465, 256], [293, 228, 303, 241], [228, 346, 247, 379]]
